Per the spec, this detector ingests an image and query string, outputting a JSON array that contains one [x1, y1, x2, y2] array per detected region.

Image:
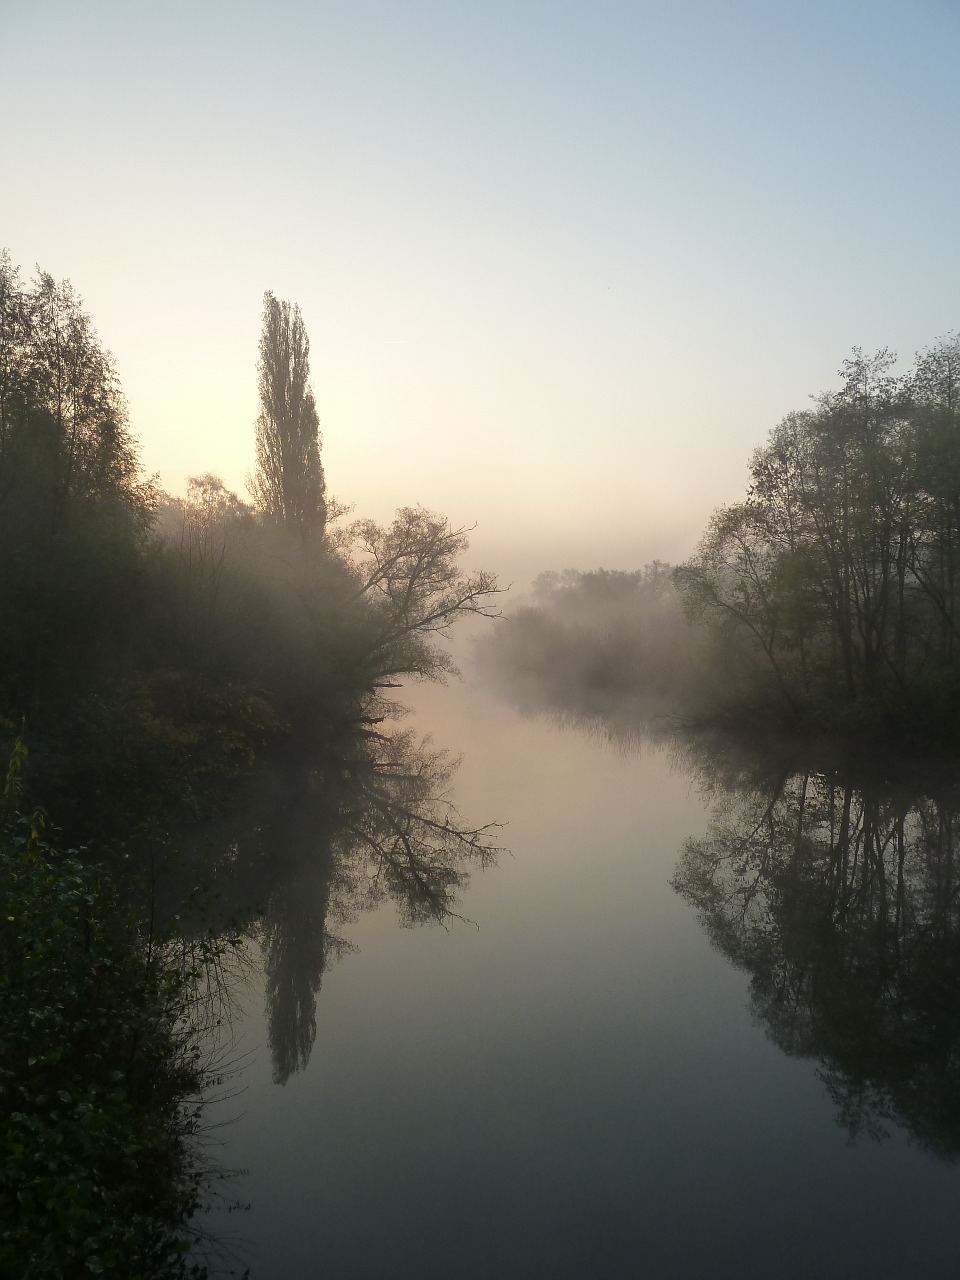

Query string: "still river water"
[[204, 676, 960, 1279]]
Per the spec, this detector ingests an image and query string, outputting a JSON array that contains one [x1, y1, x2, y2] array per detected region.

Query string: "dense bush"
[[0, 753, 222, 1278]]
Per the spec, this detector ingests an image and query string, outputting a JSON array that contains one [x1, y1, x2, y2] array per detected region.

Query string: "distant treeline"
[[0, 253, 499, 834], [479, 339, 960, 740]]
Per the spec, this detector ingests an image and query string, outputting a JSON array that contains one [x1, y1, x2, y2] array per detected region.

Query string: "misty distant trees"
[[249, 291, 326, 537], [473, 564, 706, 731]]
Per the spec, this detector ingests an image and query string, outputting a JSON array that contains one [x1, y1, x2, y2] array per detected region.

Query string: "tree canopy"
[[0, 254, 153, 716], [674, 337, 960, 734], [0, 251, 500, 834]]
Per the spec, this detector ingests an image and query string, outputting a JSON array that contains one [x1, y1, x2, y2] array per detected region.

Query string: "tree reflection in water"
[[195, 727, 501, 1084], [672, 744, 960, 1157], [477, 621, 960, 1158]]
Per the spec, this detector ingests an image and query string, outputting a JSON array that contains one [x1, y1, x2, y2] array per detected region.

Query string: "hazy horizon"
[[4, 0, 959, 589]]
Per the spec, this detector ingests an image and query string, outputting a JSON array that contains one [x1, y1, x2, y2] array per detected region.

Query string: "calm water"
[[204, 679, 960, 1279]]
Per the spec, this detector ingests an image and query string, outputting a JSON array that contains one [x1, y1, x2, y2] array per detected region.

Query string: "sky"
[[3, 0, 959, 588]]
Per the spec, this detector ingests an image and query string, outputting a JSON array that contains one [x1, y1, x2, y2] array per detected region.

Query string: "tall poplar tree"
[[249, 292, 326, 537]]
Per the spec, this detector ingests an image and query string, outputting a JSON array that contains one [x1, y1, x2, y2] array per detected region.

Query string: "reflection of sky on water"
[[211, 681, 960, 1280]]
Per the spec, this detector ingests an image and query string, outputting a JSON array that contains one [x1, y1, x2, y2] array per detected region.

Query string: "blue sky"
[[3, 0, 959, 584]]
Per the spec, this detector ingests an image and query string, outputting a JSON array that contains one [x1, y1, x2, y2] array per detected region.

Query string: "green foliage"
[[674, 337, 960, 735], [0, 254, 154, 719], [0, 777, 220, 1276]]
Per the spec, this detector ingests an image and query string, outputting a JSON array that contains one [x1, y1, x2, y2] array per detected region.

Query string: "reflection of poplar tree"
[[249, 292, 326, 538], [206, 727, 501, 1086], [263, 861, 338, 1085]]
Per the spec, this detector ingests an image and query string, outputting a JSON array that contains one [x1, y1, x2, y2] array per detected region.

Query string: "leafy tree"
[[673, 501, 799, 710], [0, 252, 501, 840], [0, 257, 152, 715], [248, 292, 326, 538], [674, 337, 960, 731], [344, 507, 501, 686], [153, 475, 255, 702], [907, 336, 960, 666]]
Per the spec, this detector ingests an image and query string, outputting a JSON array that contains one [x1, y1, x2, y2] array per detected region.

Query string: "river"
[[201, 676, 960, 1279]]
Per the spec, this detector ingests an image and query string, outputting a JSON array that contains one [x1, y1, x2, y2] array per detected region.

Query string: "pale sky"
[[4, 0, 959, 587]]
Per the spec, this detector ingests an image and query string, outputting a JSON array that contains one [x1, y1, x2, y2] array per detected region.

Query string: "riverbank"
[[0, 767, 232, 1279]]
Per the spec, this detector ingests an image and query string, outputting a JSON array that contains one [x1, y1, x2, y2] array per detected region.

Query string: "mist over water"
[[165, 540, 960, 1277], [473, 579, 960, 1155]]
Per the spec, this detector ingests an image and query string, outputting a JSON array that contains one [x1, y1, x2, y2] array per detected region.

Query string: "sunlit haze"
[[4, 0, 959, 586]]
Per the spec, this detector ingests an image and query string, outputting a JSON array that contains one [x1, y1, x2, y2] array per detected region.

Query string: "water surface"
[[207, 680, 960, 1279]]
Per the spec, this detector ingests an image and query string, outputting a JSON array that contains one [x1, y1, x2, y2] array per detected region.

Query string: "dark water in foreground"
[[205, 680, 960, 1279]]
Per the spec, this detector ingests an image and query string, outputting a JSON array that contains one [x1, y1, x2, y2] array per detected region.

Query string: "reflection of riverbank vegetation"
[[672, 742, 960, 1158], [474, 654, 960, 1160], [479, 338, 960, 742], [185, 727, 501, 1085], [0, 751, 233, 1277], [0, 254, 499, 1267]]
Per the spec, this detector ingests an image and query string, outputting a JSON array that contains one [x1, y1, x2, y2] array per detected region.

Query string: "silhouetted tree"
[[345, 507, 501, 686], [674, 338, 960, 730], [0, 256, 152, 714], [249, 292, 326, 538]]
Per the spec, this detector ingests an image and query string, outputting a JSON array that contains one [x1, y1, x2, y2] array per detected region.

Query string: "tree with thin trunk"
[[249, 292, 326, 538]]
